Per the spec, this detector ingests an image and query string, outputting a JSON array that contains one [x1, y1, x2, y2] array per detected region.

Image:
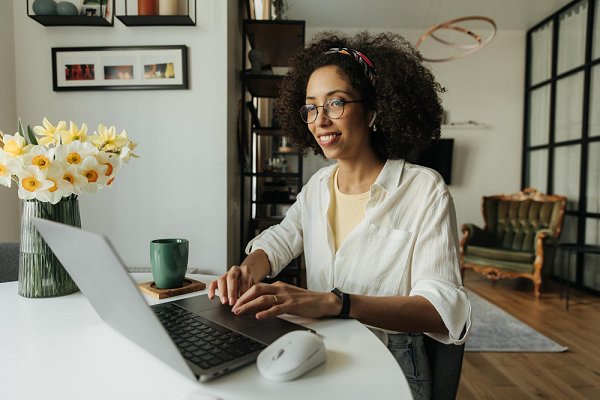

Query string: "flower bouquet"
[[0, 118, 137, 297]]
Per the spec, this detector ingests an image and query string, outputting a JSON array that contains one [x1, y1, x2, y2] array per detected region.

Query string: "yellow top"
[[328, 168, 371, 252]]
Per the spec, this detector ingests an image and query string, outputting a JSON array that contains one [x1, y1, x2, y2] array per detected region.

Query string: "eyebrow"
[[305, 89, 353, 100]]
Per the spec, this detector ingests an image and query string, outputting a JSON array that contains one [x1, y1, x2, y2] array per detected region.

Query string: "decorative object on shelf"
[[158, 0, 178, 15], [32, 0, 58, 15], [415, 16, 497, 62], [0, 118, 138, 298], [138, 0, 156, 15], [271, 0, 287, 20], [51, 45, 188, 91], [56, 1, 79, 15]]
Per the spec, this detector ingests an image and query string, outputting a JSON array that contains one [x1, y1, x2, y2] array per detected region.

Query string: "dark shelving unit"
[[240, 19, 306, 286]]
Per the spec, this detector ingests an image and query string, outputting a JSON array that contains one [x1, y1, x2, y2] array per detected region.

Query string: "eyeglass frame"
[[299, 98, 363, 124]]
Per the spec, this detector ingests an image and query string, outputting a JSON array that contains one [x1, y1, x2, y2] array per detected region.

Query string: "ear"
[[368, 111, 377, 128]]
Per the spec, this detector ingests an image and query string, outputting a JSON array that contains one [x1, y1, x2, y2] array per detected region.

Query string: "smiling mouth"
[[318, 133, 341, 145]]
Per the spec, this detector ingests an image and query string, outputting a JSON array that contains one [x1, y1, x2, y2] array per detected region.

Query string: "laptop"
[[33, 218, 308, 382]]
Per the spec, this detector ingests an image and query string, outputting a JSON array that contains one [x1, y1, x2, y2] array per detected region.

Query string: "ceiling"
[[284, 0, 574, 30]]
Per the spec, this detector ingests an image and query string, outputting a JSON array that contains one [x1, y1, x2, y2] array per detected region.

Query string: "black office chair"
[[0, 242, 20, 283], [423, 335, 465, 400]]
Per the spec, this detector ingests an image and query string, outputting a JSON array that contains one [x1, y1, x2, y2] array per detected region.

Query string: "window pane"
[[584, 218, 600, 290], [529, 85, 551, 146], [594, 0, 600, 59], [555, 72, 584, 142], [530, 21, 553, 85], [557, 1, 588, 74], [553, 144, 581, 210], [589, 65, 600, 137], [527, 149, 548, 192], [588, 141, 600, 213]]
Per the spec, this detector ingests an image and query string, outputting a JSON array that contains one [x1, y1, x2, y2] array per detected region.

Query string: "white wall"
[[11, 0, 235, 273], [304, 27, 525, 231], [0, 0, 20, 243]]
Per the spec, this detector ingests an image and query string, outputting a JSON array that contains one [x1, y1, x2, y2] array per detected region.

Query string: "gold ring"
[[273, 295, 278, 304]]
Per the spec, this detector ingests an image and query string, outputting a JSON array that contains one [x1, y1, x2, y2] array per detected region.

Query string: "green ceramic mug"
[[150, 238, 189, 289]]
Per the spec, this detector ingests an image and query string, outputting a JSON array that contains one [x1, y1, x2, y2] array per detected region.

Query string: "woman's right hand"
[[208, 264, 257, 306]]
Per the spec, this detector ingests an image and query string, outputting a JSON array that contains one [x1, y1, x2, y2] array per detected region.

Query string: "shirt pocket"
[[338, 223, 414, 295]]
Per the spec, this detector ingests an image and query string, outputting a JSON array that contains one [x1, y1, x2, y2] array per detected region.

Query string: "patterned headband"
[[323, 47, 377, 86]]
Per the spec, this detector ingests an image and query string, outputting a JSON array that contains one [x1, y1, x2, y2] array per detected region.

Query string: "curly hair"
[[275, 31, 445, 160]]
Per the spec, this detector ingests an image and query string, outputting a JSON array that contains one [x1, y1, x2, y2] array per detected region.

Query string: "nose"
[[314, 106, 331, 126]]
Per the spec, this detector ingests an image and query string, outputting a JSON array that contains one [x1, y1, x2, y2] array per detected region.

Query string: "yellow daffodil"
[[22, 145, 55, 170], [90, 124, 128, 153], [17, 166, 54, 200], [36, 163, 70, 204], [34, 118, 67, 147], [61, 121, 88, 145], [0, 150, 21, 188], [2, 132, 30, 157]]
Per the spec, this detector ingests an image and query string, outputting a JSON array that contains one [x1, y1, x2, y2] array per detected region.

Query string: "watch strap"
[[331, 288, 351, 319]]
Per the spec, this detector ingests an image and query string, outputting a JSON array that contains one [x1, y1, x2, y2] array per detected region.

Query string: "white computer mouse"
[[257, 330, 326, 381]]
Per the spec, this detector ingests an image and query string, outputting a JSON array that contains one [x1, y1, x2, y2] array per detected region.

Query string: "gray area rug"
[[465, 290, 568, 352]]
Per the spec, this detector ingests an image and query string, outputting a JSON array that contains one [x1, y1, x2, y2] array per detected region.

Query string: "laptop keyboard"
[[153, 302, 266, 370]]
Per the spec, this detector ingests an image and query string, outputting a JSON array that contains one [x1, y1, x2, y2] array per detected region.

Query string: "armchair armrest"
[[461, 224, 495, 247], [534, 228, 556, 256]]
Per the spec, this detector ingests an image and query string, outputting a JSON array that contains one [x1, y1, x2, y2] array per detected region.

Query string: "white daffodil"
[[96, 151, 121, 184], [34, 118, 67, 147], [89, 124, 129, 153], [36, 162, 70, 204], [61, 121, 88, 145], [2, 132, 30, 157], [21, 145, 55, 170], [16, 165, 53, 201], [54, 140, 97, 166], [79, 156, 107, 193], [60, 163, 88, 195], [0, 149, 22, 187]]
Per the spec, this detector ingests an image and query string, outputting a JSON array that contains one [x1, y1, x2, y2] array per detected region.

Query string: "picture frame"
[[51, 45, 188, 91]]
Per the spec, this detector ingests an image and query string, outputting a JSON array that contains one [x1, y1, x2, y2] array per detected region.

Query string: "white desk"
[[0, 274, 411, 400]]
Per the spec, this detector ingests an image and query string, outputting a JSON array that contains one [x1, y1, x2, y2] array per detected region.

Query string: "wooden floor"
[[458, 270, 600, 400]]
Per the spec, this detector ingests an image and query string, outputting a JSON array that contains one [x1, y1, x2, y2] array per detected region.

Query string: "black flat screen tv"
[[406, 138, 454, 184]]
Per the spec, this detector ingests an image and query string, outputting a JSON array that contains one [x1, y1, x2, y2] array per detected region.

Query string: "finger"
[[207, 280, 218, 299], [226, 267, 242, 305], [233, 290, 276, 315], [216, 275, 228, 304], [255, 304, 285, 320], [233, 282, 268, 310]]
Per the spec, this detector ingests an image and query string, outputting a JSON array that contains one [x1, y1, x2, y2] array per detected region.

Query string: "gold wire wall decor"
[[415, 16, 497, 62]]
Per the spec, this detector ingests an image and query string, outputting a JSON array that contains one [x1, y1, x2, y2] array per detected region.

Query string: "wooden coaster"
[[138, 278, 206, 299]]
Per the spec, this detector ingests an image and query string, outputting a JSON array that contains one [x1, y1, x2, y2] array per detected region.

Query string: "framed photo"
[[51, 45, 188, 91]]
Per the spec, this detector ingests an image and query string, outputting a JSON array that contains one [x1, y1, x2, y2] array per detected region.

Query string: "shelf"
[[116, 15, 195, 26], [243, 172, 301, 178], [27, 0, 114, 26], [27, 15, 113, 26], [244, 73, 285, 98], [252, 200, 295, 205], [254, 127, 283, 136], [244, 20, 305, 67]]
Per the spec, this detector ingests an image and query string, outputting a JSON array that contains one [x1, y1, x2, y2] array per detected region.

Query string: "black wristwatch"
[[331, 288, 351, 319]]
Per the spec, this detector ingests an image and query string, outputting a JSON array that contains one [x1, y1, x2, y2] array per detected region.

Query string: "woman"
[[209, 31, 471, 399]]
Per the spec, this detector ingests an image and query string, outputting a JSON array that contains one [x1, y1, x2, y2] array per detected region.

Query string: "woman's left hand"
[[231, 281, 340, 320]]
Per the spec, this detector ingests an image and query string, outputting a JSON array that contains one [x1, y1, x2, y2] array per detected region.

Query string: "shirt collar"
[[318, 159, 405, 194]]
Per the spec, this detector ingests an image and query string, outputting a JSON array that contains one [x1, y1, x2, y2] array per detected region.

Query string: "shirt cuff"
[[410, 280, 472, 345]]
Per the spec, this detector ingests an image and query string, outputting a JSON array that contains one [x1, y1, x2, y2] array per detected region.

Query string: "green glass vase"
[[18, 196, 80, 298]]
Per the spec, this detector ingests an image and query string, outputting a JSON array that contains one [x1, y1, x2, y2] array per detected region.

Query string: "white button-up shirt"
[[247, 159, 471, 344]]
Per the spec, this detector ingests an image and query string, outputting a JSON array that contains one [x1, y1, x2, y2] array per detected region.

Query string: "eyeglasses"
[[299, 99, 363, 124]]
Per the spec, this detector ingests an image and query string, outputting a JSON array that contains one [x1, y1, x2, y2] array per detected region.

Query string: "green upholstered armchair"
[[460, 188, 567, 298]]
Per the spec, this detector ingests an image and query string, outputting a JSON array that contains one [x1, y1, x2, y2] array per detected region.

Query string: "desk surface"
[[0, 274, 411, 400]]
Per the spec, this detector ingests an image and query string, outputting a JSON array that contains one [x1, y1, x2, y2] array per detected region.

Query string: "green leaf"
[[18, 118, 25, 137], [27, 125, 38, 145]]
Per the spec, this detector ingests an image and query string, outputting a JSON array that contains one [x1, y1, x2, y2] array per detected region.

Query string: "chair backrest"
[[423, 335, 465, 400], [482, 188, 567, 252], [0, 242, 20, 283]]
